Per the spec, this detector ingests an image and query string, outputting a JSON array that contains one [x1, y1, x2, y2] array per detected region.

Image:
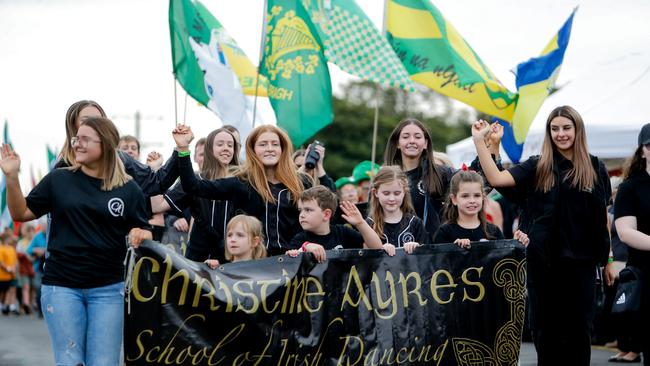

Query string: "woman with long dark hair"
[[614, 123, 650, 365], [152, 127, 240, 262], [472, 106, 611, 365], [173, 124, 321, 256], [1, 116, 152, 365]]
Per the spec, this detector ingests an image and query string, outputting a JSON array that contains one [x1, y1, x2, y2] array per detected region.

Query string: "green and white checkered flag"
[[304, 0, 415, 91]]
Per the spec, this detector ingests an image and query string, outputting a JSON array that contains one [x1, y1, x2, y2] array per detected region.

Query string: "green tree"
[[302, 80, 472, 179]]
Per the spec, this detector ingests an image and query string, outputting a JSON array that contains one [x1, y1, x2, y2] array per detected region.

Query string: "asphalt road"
[[0, 314, 624, 365]]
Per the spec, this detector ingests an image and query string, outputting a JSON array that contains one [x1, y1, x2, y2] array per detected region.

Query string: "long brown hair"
[[234, 125, 305, 204], [535, 105, 596, 192], [443, 171, 494, 239], [70, 116, 131, 191], [225, 215, 267, 261], [201, 128, 240, 180], [368, 166, 414, 240], [623, 146, 646, 180], [61, 100, 107, 166], [383, 118, 444, 196]]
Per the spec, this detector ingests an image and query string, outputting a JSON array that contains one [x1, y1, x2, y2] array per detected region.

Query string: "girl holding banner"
[[0, 116, 152, 366], [614, 123, 650, 365], [152, 127, 240, 263], [471, 106, 611, 365]]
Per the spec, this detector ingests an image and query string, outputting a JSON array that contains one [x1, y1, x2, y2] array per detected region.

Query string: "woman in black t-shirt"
[[472, 106, 612, 365], [152, 127, 239, 263], [0, 116, 151, 366], [173, 124, 330, 256], [614, 123, 650, 365]]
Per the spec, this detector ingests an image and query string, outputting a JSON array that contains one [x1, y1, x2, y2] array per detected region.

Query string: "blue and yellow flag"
[[260, 0, 333, 146], [510, 8, 576, 143], [386, 0, 517, 121]]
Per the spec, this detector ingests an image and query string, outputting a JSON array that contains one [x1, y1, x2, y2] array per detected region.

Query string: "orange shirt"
[[0, 244, 17, 281]]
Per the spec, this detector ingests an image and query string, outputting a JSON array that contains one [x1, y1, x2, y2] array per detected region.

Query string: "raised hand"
[[146, 151, 163, 170], [172, 125, 194, 148], [0, 144, 21, 176], [340, 200, 363, 226], [488, 122, 504, 146], [471, 120, 491, 142]]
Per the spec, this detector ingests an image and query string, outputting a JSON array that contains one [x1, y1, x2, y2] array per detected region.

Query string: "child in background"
[[287, 186, 384, 263], [366, 166, 429, 255], [433, 170, 529, 248], [335, 176, 358, 204], [205, 215, 267, 268], [0, 232, 18, 315]]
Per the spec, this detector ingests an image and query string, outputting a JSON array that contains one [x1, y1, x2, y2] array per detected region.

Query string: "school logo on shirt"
[[108, 198, 125, 217], [417, 180, 425, 195]]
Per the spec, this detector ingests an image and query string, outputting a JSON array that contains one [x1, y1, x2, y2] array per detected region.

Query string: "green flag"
[[260, 0, 333, 146], [303, 0, 415, 91]]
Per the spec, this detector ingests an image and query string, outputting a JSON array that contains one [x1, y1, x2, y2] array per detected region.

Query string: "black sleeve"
[[164, 181, 191, 216], [126, 184, 153, 230], [508, 156, 538, 188], [432, 224, 454, 244], [340, 226, 364, 249], [318, 174, 336, 192], [597, 159, 612, 205], [614, 180, 637, 220], [178, 154, 246, 199], [25, 172, 54, 218], [120, 150, 179, 197], [290, 231, 307, 248]]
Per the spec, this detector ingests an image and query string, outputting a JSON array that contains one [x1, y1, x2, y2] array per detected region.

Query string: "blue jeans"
[[41, 282, 124, 366]]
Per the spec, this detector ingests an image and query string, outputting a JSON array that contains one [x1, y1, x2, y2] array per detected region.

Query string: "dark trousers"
[[527, 259, 597, 366]]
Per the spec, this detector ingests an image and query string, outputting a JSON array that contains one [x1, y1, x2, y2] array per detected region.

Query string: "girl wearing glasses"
[[57, 100, 179, 197], [1, 116, 152, 366]]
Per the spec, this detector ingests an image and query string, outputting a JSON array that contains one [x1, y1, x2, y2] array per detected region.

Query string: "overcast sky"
[[1, 0, 649, 184]]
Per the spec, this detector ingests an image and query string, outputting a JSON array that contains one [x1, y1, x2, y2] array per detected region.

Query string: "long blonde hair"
[[69, 117, 131, 191], [235, 125, 305, 204], [61, 100, 107, 166], [535, 106, 596, 192], [368, 166, 414, 240], [443, 171, 495, 239], [225, 215, 267, 261]]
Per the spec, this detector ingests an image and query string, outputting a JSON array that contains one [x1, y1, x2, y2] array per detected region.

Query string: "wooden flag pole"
[[370, 0, 389, 169], [252, 0, 269, 128]]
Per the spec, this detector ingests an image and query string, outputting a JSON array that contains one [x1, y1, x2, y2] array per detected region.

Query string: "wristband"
[[301, 241, 310, 252], [177, 150, 191, 157], [607, 257, 614, 264]]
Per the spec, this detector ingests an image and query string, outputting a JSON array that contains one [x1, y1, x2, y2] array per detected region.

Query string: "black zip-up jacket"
[[178, 154, 319, 256]]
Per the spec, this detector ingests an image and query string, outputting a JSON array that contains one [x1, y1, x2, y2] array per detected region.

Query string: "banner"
[[125, 240, 526, 365]]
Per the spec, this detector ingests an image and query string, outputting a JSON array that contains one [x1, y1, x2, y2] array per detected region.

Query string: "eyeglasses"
[[71, 136, 101, 147]]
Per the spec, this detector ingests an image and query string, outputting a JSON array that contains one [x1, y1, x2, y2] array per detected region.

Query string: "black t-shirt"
[[433, 222, 504, 244], [615, 171, 650, 269], [366, 214, 429, 247], [289, 224, 364, 250], [404, 165, 454, 238], [26, 168, 150, 288], [507, 153, 611, 264]]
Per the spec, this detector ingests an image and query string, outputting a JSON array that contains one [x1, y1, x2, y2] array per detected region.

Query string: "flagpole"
[[183, 92, 188, 123], [173, 75, 179, 125], [370, 0, 389, 169], [252, 0, 269, 128]]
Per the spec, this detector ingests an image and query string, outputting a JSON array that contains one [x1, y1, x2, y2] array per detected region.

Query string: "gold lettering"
[[461, 267, 485, 302], [191, 276, 219, 310], [337, 335, 364, 366], [281, 276, 306, 314], [371, 271, 398, 320], [258, 278, 282, 313], [430, 270, 457, 304], [132, 257, 159, 302], [233, 280, 260, 314], [303, 277, 325, 313], [398, 271, 427, 307], [126, 329, 152, 361], [161, 254, 191, 305], [341, 266, 372, 311]]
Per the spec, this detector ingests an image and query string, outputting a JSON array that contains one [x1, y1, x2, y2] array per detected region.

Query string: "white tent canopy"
[[446, 52, 649, 167]]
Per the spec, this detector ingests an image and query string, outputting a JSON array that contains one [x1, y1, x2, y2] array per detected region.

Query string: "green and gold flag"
[[261, 1, 333, 146], [387, 0, 517, 121], [303, 0, 415, 91]]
